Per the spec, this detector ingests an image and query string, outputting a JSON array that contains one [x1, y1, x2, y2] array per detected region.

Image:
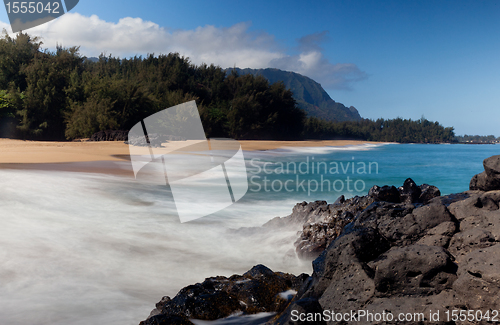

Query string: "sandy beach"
[[0, 138, 381, 175]]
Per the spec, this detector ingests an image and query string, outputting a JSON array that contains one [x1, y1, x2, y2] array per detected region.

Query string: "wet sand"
[[0, 138, 381, 176]]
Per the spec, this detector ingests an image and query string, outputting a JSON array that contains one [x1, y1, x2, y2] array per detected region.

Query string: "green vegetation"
[[0, 32, 456, 143], [304, 116, 455, 143], [455, 134, 499, 143], [0, 32, 305, 140], [227, 68, 362, 122]]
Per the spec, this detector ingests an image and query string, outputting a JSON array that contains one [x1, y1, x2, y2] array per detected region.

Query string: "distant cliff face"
[[227, 68, 362, 122]]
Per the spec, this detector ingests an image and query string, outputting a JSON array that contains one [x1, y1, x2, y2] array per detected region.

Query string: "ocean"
[[0, 143, 498, 325]]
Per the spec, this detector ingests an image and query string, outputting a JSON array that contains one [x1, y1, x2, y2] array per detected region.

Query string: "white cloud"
[[270, 31, 367, 89], [0, 20, 11, 32], [1, 13, 366, 89]]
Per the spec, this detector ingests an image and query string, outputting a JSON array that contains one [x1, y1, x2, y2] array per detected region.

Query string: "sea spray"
[[0, 169, 309, 325]]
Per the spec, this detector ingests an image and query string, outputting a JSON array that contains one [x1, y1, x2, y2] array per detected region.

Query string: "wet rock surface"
[[140, 156, 500, 325], [140, 265, 308, 325], [470, 155, 500, 191], [293, 179, 441, 260]]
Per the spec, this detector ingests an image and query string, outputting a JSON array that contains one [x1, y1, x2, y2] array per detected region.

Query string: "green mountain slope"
[[227, 68, 361, 122]]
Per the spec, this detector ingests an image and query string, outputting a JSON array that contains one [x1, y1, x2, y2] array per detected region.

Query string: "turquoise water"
[[241, 143, 500, 205]]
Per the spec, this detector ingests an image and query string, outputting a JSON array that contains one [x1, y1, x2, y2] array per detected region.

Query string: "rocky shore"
[[140, 155, 500, 325]]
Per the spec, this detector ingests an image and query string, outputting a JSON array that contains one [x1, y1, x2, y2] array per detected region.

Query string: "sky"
[[0, 0, 499, 136]]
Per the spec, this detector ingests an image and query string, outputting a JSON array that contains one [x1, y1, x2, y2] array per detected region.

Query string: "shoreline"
[[0, 139, 383, 175]]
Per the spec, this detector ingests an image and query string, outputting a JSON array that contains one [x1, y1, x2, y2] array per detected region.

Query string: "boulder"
[[448, 228, 496, 262], [453, 244, 500, 310], [470, 171, 500, 191], [415, 221, 457, 247], [294, 211, 355, 259], [293, 196, 375, 260], [484, 154, 500, 177], [418, 183, 441, 203], [371, 245, 457, 296], [448, 191, 500, 240], [470, 155, 500, 191], [398, 178, 421, 203], [378, 203, 457, 245], [139, 265, 307, 324], [368, 185, 400, 203], [305, 227, 390, 300]]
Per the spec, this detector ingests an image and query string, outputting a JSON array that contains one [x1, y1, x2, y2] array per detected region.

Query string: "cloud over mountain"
[[1, 13, 366, 89]]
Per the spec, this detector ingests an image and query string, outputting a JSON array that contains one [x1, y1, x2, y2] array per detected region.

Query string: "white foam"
[[242, 143, 389, 157], [0, 169, 310, 325], [190, 312, 276, 324], [278, 289, 297, 300], [277, 143, 387, 154]]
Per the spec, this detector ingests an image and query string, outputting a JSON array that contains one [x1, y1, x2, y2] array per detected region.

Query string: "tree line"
[[454, 134, 499, 143], [0, 32, 456, 143], [303, 116, 456, 143]]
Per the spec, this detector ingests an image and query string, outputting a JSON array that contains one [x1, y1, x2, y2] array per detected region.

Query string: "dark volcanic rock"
[[398, 178, 421, 203], [375, 202, 457, 246], [88, 130, 128, 141], [368, 179, 440, 205], [368, 185, 400, 203], [415, 221, 457, 248], [418, 183, 441, 203], [371, 244, 457, 296], [448, 228, 496, 261], [140, 314, 194, 325], [484, 154, 500, 177], [453, 244, 500, 310], [369, 179, 440, 204], [360, 290, 456, 325], [139, 265, 307, 324], [263, 200, 329, 229], [293, 195, 375, 260], [470, 171, 500, 192], [470, 155, 500, 191], [274, 298, 326, 325], [332, 194, 345, 205], [293, 179, 442, 260]]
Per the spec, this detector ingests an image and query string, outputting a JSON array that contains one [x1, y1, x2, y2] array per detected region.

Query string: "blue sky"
[[1, 0, 499, 136]]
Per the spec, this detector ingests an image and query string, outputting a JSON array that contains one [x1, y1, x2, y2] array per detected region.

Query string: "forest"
[[454, 134, 499, 143], [0, 32, 456, 143], [304, 116, 456, 143]]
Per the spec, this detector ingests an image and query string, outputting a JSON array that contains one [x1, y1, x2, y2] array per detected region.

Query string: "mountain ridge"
[[226, 67, 362, 122]]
